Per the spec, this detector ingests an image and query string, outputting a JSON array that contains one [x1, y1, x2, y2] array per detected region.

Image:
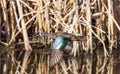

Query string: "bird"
[[34, 32, 86, 67], [34, 31, 86, 41], [50, 36, 73, 67]]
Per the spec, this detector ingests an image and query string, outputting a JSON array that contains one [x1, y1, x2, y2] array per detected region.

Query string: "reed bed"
[[0, 0, 120, 74]]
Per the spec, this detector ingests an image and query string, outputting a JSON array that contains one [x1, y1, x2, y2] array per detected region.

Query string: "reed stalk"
[[0, 0, 120, 74]]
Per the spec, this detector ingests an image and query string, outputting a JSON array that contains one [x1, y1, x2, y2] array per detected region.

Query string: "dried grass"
[[0, 0, 120, 74]]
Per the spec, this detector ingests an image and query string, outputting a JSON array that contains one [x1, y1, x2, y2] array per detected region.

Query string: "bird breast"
[[63, 41, 73, 53]]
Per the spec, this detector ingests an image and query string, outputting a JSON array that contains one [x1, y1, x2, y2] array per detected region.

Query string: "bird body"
[[34, 31, 86, 41], [34, 32, 86, 67], [50, 36, 73, 67]]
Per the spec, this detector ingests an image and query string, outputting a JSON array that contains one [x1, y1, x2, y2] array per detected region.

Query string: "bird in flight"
[[34, 32, 86, 67]]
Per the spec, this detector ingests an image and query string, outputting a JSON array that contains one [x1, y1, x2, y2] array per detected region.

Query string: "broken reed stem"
[[44, 0, 50, 32], [16, 0, 32, 51], [21, 51, 31, 74], [85, 0, 93, 73], [60, 60, 68, 74], [1, 0, 10, 43], [37, 0, 44, 32], [108, 0, 114, 53]]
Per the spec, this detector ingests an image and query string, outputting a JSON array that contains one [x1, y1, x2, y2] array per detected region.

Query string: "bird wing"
[[50, 49, 63, 67], [54, 32, 86, 41]]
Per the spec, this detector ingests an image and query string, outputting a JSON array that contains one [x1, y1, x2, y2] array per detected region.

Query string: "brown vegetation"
[[0, 0, 120, 74]]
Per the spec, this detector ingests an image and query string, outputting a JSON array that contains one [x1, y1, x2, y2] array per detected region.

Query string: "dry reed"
[[0, 0, 120, 74]]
